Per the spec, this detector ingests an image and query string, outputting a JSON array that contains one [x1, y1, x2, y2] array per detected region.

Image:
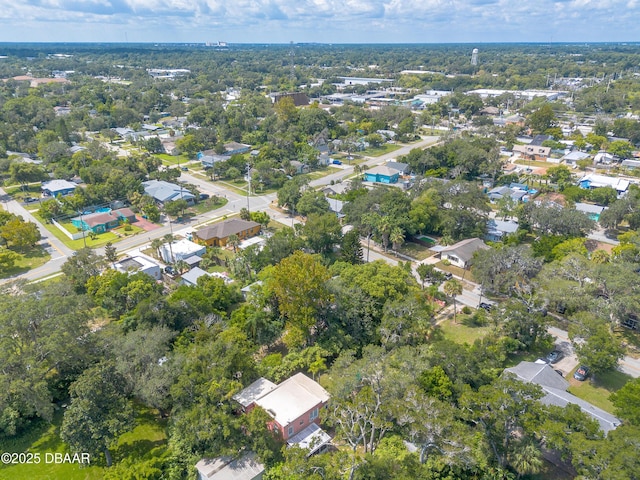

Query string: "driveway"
[[548, 326, 639, 379]]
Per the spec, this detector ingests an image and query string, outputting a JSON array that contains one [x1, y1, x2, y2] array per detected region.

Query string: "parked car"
[[479, 302, 493, 312], [199, 193, 210, 200], [573, 366, 590, 381], [443, 272, 453, 280], [23, 197, 37, 203], [545, 350, 563, 364], [180, 166, 188, 171], [332, 159, 342, 165]]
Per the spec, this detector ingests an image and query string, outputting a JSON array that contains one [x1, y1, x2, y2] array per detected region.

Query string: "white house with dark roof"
[[505, 361, 621, 434], [430, 238, 489, 269]]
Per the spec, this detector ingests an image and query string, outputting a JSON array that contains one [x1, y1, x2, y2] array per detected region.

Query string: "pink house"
[[233, 373, 331, 455]]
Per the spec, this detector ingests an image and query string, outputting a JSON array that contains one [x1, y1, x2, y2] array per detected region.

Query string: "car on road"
[[180, 166, 189, 171], [573, 365, 590, 381], [443, 272, 453, 280], [545, 350, 563, 364], [479, 302, 493, 312]]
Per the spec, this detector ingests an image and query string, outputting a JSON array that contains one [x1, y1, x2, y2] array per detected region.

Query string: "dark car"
[[574, 366, 590, 381], [443, 272, 453, 280], [199, 193, 210, 200], [180, 166, 188, 171], [23, 196, 37, 203], [479, 302, 493, 312], [545, 350, 563, 364]]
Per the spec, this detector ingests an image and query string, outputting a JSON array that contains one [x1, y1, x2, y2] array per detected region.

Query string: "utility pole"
[[246, 162, 252, 213]]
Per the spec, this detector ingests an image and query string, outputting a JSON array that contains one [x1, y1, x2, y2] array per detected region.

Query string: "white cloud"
[[0, 0, 637, 41]]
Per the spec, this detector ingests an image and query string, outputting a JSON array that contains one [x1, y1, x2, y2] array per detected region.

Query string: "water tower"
[[471, 48, 478, 66]]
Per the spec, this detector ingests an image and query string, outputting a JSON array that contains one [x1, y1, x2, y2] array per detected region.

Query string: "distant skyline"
[[0, 0, 637, 44]]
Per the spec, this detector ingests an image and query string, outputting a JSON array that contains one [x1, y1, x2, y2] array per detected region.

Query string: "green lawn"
[[190, 197, 228, 215], [301, 167, 341, 182], [34, 214, 119, 250], [514, 159, 553, 169], [153, 153, 191, 165], [438, 316, 492, 345], [0, 246, 51, 279], [0, 405, 167, 479], [395, 241, 434, 261], [360, 144, 401, 157], [567, 368, 631, 414], [112, 224, 144, 237], [436, 261, 476, 283]]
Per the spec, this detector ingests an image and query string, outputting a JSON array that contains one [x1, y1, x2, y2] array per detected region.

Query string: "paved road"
[[309, 136, 440, 188], [548, 326, 640, 378]]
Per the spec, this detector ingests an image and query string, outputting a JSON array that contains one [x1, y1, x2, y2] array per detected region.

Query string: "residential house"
[[621, 159, 640, 169], [562, 150, 591, 166], [233, 373, 331, 455], [594, 152, 617, 165], [270, 92, 310, 107], [364, 165, 401, 184], [41, 179, 77, 197], [327, 197, 346, 218], [184, 255, 202, 269], [200, 154, 227, 169], [512, 144, 551, 161], [180, 267, 210, 287], [114, 256, 162, 280], [505, 362, 621, 434], [385, 161, 410, 175], [289, 160, 309, 174], [487, 186, 527, 203], [578, 174, 630, 195], [223, 142, 251, 156], [71, 208, 135, 233], [160, 238, 206, 263], [142, 180, 196, 205], [486, 219, 519, 242], [193, 218, 261, 247], [431, 238, 489, 269], [574, 202, 606, 221], [195, 452, 264, 480], [240, 280, 264, 299]]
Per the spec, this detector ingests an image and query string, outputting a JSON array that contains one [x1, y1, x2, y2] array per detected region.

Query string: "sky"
[[0, 0, 637, 44]]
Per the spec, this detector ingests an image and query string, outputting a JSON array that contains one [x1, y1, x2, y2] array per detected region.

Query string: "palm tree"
[[443, 279, 463, 323], [151, 238, 163, 260], [227, 234, 240, 253], [377, 217, 393, 252], [163, 233, 175, 263], [390, 227, 405, 253], [508, 440, 543, 479], [175, 259, 190, 274]]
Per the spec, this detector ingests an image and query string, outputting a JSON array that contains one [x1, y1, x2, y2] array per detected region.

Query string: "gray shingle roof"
[[505, 362, 621, 434]]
